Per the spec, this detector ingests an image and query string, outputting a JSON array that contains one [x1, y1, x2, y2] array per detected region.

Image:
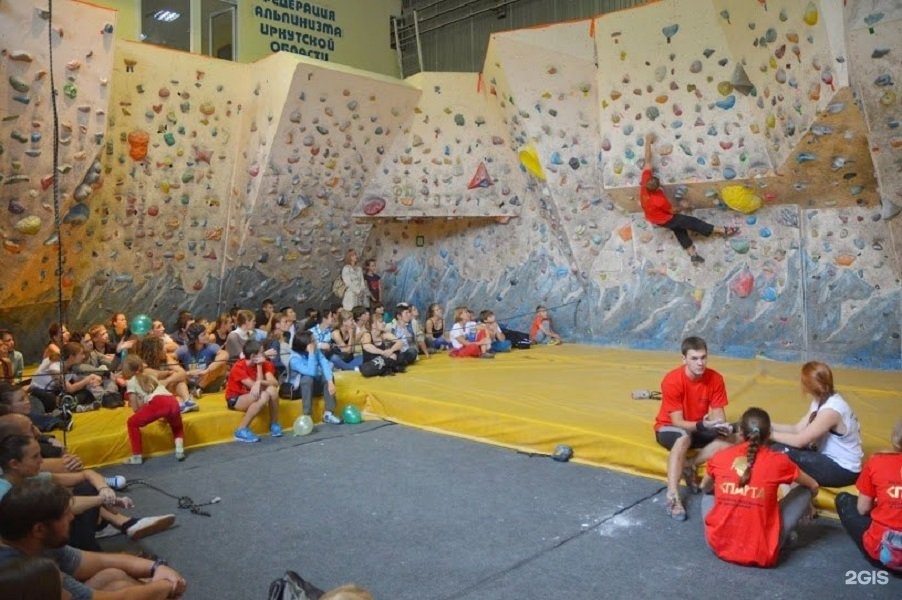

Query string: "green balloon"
[[130, 314, 152, 336], [292, 415, 314, 436], [342, 404, 362, 424]]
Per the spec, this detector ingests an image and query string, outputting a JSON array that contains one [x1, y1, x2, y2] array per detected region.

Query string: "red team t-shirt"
[[856, 452, 902, 562], [639, 168, 673, 225], [529, 314, 545, 340], [224, 359, 275, 399], [654, 366, 728, 431], [705, 443, 800, 567]]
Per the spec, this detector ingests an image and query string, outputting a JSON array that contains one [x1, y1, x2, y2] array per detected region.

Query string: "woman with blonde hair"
[[340, 249, 366, 311], [771, 361, 862, 487]]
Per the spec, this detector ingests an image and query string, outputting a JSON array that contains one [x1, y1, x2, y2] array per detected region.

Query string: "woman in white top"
[[771, 361, 862, 487], [340, 249, 366, 311]]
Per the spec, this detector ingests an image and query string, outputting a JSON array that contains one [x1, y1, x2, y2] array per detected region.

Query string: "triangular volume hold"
[[467, 161, 492, 189], [731, 64, 754, 96]]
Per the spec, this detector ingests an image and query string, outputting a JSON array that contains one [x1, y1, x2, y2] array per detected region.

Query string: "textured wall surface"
[[1, 0, 899, 369]]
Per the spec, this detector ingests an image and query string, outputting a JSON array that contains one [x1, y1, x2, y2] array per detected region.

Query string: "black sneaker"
[[690, 255, 705, 264]]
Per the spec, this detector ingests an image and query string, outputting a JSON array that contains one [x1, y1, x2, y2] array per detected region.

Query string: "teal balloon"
[[292, 415, 314, 436], [342, 404, 362, 424], [130, 314, 152, 336]]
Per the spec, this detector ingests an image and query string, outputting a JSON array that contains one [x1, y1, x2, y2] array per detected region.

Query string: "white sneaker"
[[126, 514, 176, 540], [322, 411, 342, 425], [123, 455, 143, 465]]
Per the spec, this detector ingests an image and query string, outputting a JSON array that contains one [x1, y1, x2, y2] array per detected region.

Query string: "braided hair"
[[738, 407, 772, 487]]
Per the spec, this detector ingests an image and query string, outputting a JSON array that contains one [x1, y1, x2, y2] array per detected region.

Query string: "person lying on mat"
[[0, 480, 186, 600], [654, 336, 734, 521], [770, 361, 862, 489], [835, 419, 902, 573], [700, 407, 819, 567]]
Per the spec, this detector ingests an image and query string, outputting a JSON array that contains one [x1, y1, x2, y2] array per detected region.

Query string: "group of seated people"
[[0, 300, 567, 455], [654, 336, 901, 573]]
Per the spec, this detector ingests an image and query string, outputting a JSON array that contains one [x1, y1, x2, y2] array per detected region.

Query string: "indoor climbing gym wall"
[[69, 38, 284, 325], [370, 0, 900, 368], [845, 1, 902, 220], [361, 71, 582, 322], [0, 0, 116, 310], [240, 62, 420, 304]]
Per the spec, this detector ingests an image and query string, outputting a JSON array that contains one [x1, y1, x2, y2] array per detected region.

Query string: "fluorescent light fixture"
[[153, 9, 181, 22]]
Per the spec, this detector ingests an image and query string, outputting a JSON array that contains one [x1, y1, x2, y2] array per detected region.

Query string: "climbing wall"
[[358, 72, 520, 218], [0, 0, 116, 308], [240, 61, 420, 301], [361, 71, 580, 324], [70, 39, 264, 323], [845, 1, 902, 220], [485, 25, 607, 282]]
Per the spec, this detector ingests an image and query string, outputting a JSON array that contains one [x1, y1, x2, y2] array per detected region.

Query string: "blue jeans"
[[330, 353, 362, 371]]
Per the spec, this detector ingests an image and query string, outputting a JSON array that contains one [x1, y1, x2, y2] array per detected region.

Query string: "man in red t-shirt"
[[641, 133, 739, 264], [835, 420, 902, 571], [224, 339, 282, 443], [654, 336, 734, 521]]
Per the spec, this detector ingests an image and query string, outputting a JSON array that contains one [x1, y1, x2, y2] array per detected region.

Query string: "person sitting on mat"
[[770, 361, 862, 489], [479, 310, 512, 353], [641, 133, 739, 264], [835, 419, 902, 573], [701, 407, 820, 567], [449, 307, 492, 359], [529, 305, 562, 345], [0, 479, 186, 600], [654, 336, 734, 521], [225, 339, 282, 443], [285, 331, 342, 425], [425, 303, 451, 351]]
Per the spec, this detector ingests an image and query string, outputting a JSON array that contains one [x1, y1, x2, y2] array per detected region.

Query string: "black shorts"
[[226, 397, 239, 410], [655, 426, 719, 450]]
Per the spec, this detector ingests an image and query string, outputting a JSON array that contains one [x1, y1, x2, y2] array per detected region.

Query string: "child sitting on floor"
[[529, 305, 562, 345], [120, 355, 185, 464], [449, 307, 493, 359], [225, 339, 282, 443]]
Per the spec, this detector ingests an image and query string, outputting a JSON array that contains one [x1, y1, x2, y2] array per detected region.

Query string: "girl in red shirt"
[[835, 420, 902, 573], [700, 407, 819, 567]]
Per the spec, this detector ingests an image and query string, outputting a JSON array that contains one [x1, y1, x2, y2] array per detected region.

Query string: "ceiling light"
[[153, 9, 181, 22]]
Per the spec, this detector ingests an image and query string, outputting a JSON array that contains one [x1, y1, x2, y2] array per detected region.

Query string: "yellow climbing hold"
[[803, 2, 818, 26], [721, 185, 762, 214]]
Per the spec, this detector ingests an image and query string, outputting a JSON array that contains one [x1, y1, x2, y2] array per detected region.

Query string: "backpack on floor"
[[358, 356, 388, 378], [268, 570, 322, 600], [500, 327, 531, 349], [880, 529, 902, 571]]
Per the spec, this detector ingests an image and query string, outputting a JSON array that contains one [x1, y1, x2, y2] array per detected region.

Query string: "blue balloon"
[[130, 314, 152, 336]]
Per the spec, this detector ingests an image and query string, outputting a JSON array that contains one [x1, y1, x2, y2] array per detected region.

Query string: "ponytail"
[[737, 407, 772, 487], [738, 426, 761, 487]]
